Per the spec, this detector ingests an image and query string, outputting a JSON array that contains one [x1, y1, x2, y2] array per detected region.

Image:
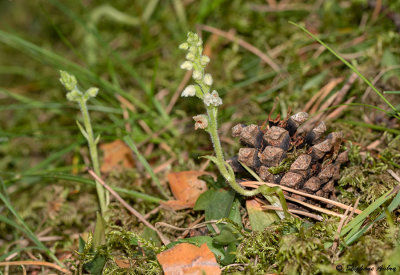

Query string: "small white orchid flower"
[[192, 70, 202, 80], [204, 74, 213, 86], [193, 115, 208, 130], [180, 61, 193, 70], [181, 85, 196, 97]]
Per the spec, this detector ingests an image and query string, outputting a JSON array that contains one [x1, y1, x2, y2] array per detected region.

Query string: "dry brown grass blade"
[[241, 181, 362, 214], [198, 24, 281, 72], [260, 205, 323, 221], [331, 203, 352, 253], [0, 261, 71, 274], [285, 196, 344, 218], [303, 78, 342, 113], [88, 170, 171, 245], [310, 77, 344, 114], [325, 96, 356, 121]]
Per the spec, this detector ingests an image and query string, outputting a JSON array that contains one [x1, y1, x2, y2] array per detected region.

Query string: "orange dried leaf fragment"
[[162, 171, 212, 210], [157, 243, 221, 275], [100, 140, 135, 173]]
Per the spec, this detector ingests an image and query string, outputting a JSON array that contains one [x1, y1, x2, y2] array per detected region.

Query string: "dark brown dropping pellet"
[[311, 139, 333, 160], [305, 121, 326, 145], [280, 172, 303, 188], [322, 180, 335, 193], [239, 124, 263, 148], [238, 148, 260, 169], [226, 156, 245, 173], [303, 177, 321, 192], [259, 166, 274, 182], [318, 163, 340, 183], [290, 154, 312, 172], [273, 174, 282, 184], [263, 126, 290, 150], [336, 150, 349, 164], [232, 124, 246, 137], [258, 146, 285, 167], [286, 112, 309, 136]]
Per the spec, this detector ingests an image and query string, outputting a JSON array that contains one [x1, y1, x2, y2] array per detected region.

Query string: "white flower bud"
[[86, 87, 99, 98], [196, 38, 203, 47], [204, 90, 222, 106], [203, 74, 213, 86], [179, 42, 189, 50], [189, 46, 197, 54], [200, 55, 210, 66], [59, 70, 77, 91], [181, 85, 196, 97], [192, 70, 202, 80], [186, 52, 195, 61], [66, 90, 81, 101], [193, 115, 208, 130], [180, 61, 193, 70]]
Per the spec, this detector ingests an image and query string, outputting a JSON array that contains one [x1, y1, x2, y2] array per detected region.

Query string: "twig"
[[88, 170, 171, 245], [260, 205, 323, 221], [155, 219, 224, 231], [197, 24, 281, 72], [388, 169, 400, 183], [181, 215, 205, 238], [344, 198, 360, 227], [331, 204, 352, 253], [0, 261, 71, 274], [166, 71, 192, 114], [286, 196, 344, 218], [241, 181, 362, 214]]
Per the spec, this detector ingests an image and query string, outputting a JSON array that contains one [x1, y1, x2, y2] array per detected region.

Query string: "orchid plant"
[[179, 32, 290, 219]]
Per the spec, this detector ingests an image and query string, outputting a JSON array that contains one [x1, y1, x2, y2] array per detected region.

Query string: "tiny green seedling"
[[178, 32, 290, 218], [59, 71, 109, 215]]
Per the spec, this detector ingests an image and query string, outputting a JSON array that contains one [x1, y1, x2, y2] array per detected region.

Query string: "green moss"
[[229, 217, 337, 274]]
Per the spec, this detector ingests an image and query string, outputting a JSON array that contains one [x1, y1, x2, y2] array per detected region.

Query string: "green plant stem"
[[207, 107, 263, 196], [206, 105, 289, 218], [78, 98, 108, 214]]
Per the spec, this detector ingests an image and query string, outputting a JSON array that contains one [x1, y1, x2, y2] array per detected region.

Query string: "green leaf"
[[205, 190, 235, 233], [247, 200, 279, 231], [83, 253, 106, 275], [228, 199, 242, 228], [194, 189, 216, 211], [213, 225, 239, 245], [141, 227, 161, 247], [78, 236, 86, 253], [93, 212, 106, 249]]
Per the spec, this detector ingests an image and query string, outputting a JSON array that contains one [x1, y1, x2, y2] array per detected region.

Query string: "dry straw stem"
[[88, 170, 171, 245], [260, 205, 323, 221], [197, 24, 281, 72], [0, 261, 71, 274], [241, 181, 362, 214]]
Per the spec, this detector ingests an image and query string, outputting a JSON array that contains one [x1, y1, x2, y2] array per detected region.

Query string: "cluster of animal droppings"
[[228, 112, 348, 209]]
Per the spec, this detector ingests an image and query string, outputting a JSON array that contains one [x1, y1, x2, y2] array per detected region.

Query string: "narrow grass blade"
[[0, 189, 61, 265], [290, 21, 399, 116], [340, 187, 399, 238], [123, 136, 170, 199], [25, 172, 164, 203]]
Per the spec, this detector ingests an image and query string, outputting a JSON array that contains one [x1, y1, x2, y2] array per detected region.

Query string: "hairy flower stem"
[[206, 105, 289, 218], [78, 98, 108, 215]]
